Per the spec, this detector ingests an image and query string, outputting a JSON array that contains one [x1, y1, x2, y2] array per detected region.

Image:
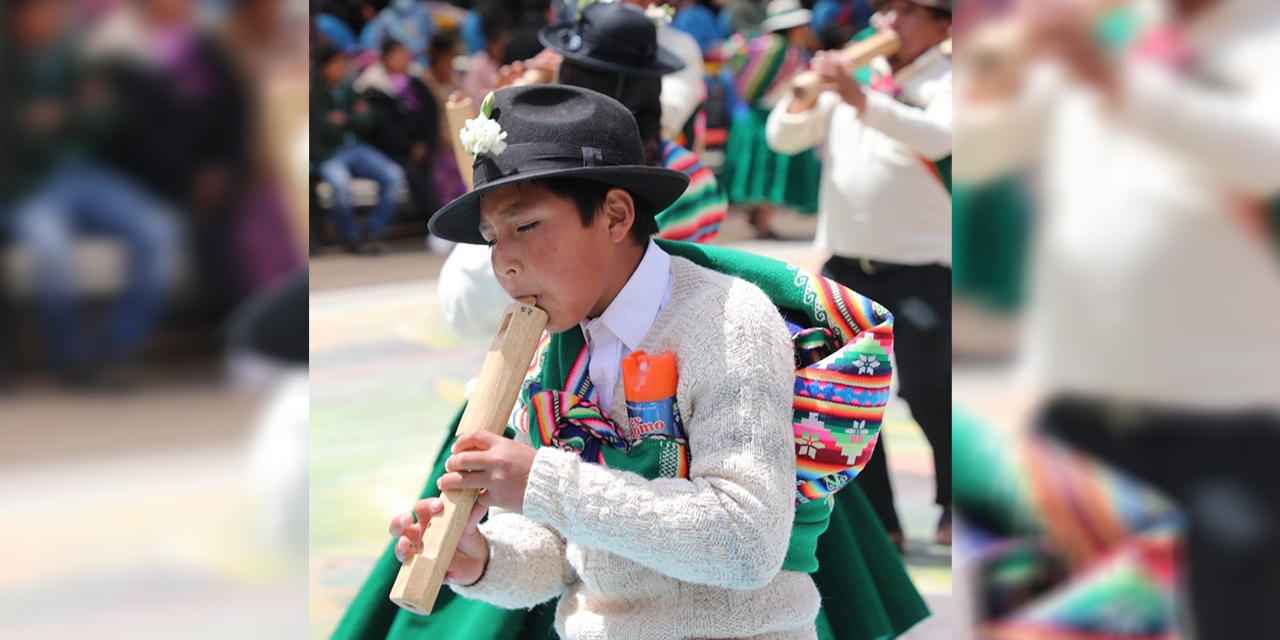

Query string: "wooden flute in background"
[[790, 30, 902, 102], [444, 95, 477, 191]]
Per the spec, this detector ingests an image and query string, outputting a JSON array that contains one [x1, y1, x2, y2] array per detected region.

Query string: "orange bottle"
[[621, 350, 683, 439]]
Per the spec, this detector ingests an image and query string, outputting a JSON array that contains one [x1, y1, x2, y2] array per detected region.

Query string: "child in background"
[[311, 45, 407, 254], [356, 39, 442, 236]]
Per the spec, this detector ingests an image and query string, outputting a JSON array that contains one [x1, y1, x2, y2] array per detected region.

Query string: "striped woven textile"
[[655, 140, 727, 244], [725, 31, 803, 106], [983, 527, 1181, 640]]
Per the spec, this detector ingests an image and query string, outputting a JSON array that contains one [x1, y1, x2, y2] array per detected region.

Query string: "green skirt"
[[952, 176, 1031, 312], [331, 404, 929, 640], [722, 106, 820, 215]]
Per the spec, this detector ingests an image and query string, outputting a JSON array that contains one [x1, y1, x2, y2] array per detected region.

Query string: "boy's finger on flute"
[[389, 498, 489, 563], [436, 430, 537, 513]]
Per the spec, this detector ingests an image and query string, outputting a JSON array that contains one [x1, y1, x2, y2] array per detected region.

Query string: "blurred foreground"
[[2, 0, 310, 638], [952, 0, 1280, 638]]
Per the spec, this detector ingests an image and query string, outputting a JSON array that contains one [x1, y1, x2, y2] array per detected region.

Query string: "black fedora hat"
[[538, 2, 685, 77], [428, 85, 690, 245]]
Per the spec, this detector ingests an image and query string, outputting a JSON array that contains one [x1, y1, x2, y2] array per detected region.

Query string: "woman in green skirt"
[[721, 19, 821, 239]]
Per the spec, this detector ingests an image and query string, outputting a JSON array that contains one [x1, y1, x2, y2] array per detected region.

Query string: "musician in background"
[[955, 0, 1280, 637], [766, 0, 952, 549]]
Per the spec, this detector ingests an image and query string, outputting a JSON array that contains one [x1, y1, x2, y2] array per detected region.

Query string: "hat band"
[[566, 24, 657, 68], [473, 142, 641, 186]]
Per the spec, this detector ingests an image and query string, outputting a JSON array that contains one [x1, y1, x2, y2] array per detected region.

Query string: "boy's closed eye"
[[484, 221, 540, 247]]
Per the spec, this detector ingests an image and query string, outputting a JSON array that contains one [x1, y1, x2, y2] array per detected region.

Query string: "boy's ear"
[[602, 188, 636, 244]]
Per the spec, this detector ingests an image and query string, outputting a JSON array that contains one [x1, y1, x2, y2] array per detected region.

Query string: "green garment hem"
[[331, 404, 929, 640]]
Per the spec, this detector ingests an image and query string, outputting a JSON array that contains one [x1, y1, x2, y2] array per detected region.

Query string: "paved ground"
[[308, 217, 952, 640]]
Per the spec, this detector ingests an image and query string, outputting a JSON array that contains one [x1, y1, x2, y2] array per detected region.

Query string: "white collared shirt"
[[580, 239, 674, 414], [953, 0, 1280, 411]]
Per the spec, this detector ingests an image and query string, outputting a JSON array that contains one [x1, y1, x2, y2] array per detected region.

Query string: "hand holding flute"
[[790, 30, 901, 104], [388, 297, 549, 615], [788, 49, 868, 113]]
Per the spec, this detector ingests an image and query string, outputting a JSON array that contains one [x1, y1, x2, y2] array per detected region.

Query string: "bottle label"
[[625, 397, 683, 440]]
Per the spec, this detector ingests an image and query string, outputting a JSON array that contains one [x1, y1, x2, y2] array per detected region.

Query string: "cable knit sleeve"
[[449, 428, 579, 608], [521, 280, 797, 590]]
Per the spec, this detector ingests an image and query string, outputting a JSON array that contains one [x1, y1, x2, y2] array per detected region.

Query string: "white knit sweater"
[[451, 257, 820, 640]]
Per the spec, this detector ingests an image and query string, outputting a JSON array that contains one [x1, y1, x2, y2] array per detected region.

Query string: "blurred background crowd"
[[951, 0, 1280, 638], [2, 0, 310, 638], [306, 0, 888, 259], [2, 0, 310, 390]]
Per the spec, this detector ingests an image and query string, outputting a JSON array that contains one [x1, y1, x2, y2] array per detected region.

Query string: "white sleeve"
[[952, 61, 1064, 184], [659, 26, 707, 140], [438, 244, 512, 338], [765, 90, 840, 155], [1119, 61, 1280, 197], [858, 90, 953, 161]]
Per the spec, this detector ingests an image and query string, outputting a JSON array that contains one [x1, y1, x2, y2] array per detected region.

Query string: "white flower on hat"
[[645, 3, 674, 24], [459, 92, 508, 156]]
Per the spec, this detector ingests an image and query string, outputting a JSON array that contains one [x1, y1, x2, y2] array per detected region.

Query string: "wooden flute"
[[389, 298, 549, 614]]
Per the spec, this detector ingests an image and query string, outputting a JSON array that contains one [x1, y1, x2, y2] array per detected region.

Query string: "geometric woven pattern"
[[782, 265, 895, 505]]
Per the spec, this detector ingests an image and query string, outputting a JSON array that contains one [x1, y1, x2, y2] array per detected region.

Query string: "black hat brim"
[[429, 164, 691, 245], [538, 22, 686, 77]]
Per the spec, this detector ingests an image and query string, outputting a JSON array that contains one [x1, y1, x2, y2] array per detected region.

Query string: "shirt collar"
[[580, 239, 672, 353]]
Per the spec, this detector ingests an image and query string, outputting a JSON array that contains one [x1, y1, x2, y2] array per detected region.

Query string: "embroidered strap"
[[524, 384, 692, 480], [527, 385, 623, 464]]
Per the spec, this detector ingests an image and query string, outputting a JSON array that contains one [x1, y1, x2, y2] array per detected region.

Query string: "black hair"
[[428, 31, 459, 59], [521, 0, 551, 14], [380, 37, 408, 57], [314, 43, 343, 68], [924, 6, 951, 23], [556, 60, 663, 169], [480, 8, 516, 45], [523, 177, 657, 245], [817, 23, 854, 51]]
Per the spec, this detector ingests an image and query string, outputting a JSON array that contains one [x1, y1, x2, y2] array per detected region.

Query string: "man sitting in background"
[[312, 45, 406, 255]]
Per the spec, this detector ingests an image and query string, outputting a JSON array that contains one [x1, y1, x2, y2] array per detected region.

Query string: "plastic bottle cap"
[[622, 350, 678, 402]]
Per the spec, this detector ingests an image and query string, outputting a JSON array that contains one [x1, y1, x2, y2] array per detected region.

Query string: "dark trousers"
[[821, 256, 952, 533], [1040, 397, 1280, 640], [398, 155, 438, 223]]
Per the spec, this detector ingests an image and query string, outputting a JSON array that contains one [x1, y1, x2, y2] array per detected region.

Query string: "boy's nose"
[[491, 245, 523, 279]]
